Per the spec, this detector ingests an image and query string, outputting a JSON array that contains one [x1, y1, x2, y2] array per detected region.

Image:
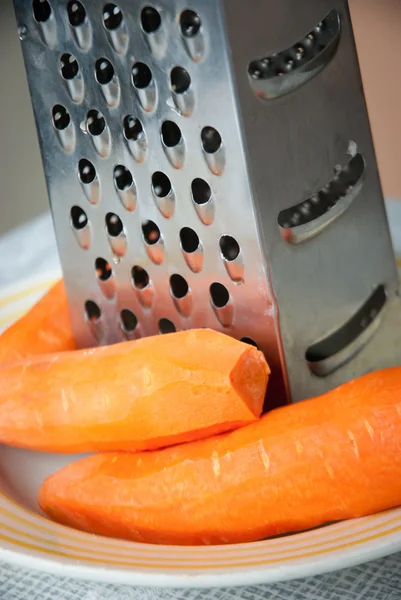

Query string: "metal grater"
[[13, 0, 401, 404]]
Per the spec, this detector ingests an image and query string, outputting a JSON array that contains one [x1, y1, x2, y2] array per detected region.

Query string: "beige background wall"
[[349, 0, 401, 201], [0, 0, 400, 236]]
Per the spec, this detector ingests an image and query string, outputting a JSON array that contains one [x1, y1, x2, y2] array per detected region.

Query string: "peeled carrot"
[[0, 329, 268, 453], [39, 367, 401, 545], [0, 280, 75, 363]]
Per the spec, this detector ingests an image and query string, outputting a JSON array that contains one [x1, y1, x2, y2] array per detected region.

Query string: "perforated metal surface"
[[13, 0, 400, 403]]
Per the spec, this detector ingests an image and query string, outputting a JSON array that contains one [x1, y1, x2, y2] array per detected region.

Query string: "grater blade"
[[13, 0, 400, 404]]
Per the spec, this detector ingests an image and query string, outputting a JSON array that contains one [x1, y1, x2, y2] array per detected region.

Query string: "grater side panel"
[[13, 0, 288, 403], [222, 0, 400, 401]]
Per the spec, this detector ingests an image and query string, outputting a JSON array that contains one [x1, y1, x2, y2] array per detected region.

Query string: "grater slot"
[[32, 0, 57, 47], [70, 205, 91, 249], [179, 227, 203, 273], [95, 58, 120, 108], [210, 282, 233, 327], [84, 299, 104, 342], [140, 6, 166, 60], [67, 1, 92, 51], [102, 3, 129, 55], [105, 212, 127, 259], [248, 9, 340, 100], [141, 220, 164, 265], [132, 266, 153, 308], [123, 116, 147, 163], [179, 9, 205, 62], [52, 104, 75, 153], [151, 172, 175, 218], [278, 151, 365, 243], [201, 126, 225, 175], [132, 62, 157, 113], [191, 178, 215, 225], [170, 66, 194, 117], [160, 121, 185, 169], [159, 318, 176, 335], [78, 159, 100, 205], [86, 109, 111, 158], [95, 257, 115, 299], [120, 309, 139, 340], [170, 274, 192, 318], [60, 53, 84, 104], [85, 299, 101, 321], [219, 235, 244, 284], [32, 0, 51, 21], [113, 165, 137, 212], [306, 285, 387, 377], [241, 337, 259, 349]]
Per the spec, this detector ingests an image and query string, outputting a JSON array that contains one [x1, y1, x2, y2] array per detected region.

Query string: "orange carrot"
[[0, 329, 268, 453], [39, 367, 401, 545], [0, 280, 75, 363]]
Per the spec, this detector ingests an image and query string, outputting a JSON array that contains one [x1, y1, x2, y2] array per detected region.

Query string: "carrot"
[[39, 367, 401, 545], [0, 280, 75, 363], [0, 329, 268, 453]]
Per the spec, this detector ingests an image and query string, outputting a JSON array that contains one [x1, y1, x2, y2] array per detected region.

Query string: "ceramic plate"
[[1, 273, 401, 589]]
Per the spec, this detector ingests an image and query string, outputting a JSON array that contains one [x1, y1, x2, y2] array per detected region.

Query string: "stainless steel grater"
[[13, 0, 401, 404]]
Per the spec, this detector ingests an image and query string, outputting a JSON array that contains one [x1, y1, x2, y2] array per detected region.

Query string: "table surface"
[[1, 206, 401, 599]]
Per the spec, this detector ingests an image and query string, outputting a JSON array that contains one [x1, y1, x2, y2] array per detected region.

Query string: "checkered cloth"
[[1, 554, 401, 599], [1, 203, 401, 599]]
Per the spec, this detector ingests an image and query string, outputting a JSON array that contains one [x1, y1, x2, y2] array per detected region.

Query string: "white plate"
[[1, 274, 401, 589]]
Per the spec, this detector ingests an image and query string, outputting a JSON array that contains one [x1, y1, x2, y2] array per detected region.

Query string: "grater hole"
[[120, 309, 138, 333], [191, 178, 211, 205], [132, 62, 152, 89], [180, 9, 201, 38], [170, 66, 191, 94], [123, 116, 144, 141], [87, 109, 106, 136], [306, 284, 387, 377], [241, 337, 259, 349], [161, 121, 181, 148], [170, 274, 189, 299], [152, 172, 172, 198], [220, 235, 240, 261], [52, 105, 70, 131], [201, 126, 222, 154], [114, 165, 133, 191], [105, 212, 123, 237], [278, 151, 365, 243], [95, 257, 112, 281], [141, 6, 161, 33], [159, 318, 176, 334], [70, 205, 88, 230], [78, 159, 96, 184], [67, 1, 86, 26], [142, 220, 160, 245], [33, 0, 51, 23], [60, 53, 79, 80], [180, 227, 199, 253], [248, 10, 340, 100], [210, 282, 230, 308], [103, 3, 123, 30], [132, 266, 150, 290], [85, 300, 101, 323], [95, 58, 115, 85]]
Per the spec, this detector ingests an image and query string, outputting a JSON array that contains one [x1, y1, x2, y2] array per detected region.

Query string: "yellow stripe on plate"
[[0, 502, 401, 566], [0, 522, 401, 570], [0, 309, 31, 330], [0, 279, 54, 310], [1, 484, 400, 558]]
